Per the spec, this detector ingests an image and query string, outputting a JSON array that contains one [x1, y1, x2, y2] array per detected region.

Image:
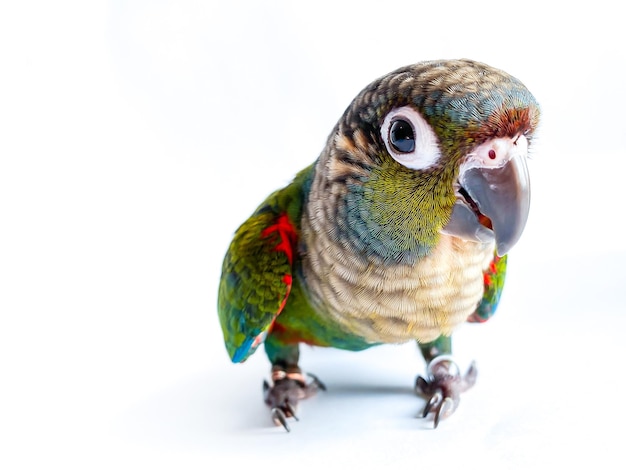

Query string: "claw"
[[271, 407, 290, 432], [422, 390, 442, 418], [464, 361, 478, 390], [307, 372, 327, 392], [263, 369, 325, 432], [433, 397, 453, 429], [416, 357, 477, 428], [285, 402, 299, 421]]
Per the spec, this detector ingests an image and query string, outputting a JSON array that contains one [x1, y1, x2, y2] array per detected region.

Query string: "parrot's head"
[[322, 59, 540, 262]]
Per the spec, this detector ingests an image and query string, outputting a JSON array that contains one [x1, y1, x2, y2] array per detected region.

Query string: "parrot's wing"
[[468, 253, 508, 323], [218, 211, 296, 363]]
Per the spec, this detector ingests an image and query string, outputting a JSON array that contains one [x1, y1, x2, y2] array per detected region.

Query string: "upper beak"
[[442, 139, 531, 255]]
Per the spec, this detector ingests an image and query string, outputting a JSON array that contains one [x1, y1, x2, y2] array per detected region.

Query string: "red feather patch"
[[260, 214, 297, 335], [261, 213, 297, 264]]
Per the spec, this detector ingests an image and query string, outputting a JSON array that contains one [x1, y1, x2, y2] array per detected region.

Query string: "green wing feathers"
[[218, 210, 297, 363], [218, 166, 311, 362], [467, 253, 507, 323]]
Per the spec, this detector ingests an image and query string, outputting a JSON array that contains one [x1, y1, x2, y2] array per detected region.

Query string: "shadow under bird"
[[218, 59, 540, 431]]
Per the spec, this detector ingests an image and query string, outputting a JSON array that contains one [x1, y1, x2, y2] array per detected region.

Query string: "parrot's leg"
[[415, 336, 477, 428], [263, 338, 326, 432]]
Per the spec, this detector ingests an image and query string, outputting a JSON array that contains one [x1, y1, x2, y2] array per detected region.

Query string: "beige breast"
[[300, 226, 494, 344]]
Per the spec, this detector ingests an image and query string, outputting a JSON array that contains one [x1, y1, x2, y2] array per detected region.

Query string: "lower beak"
[[442, 155, 530, 255]]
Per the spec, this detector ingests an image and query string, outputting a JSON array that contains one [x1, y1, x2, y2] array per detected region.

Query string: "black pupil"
[[389, 119, 415, 153]]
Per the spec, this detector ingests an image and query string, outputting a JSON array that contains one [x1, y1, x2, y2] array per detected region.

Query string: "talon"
[[463, 361, 478, 390], [263, 369, 324, 431], [433, 408, 441, 429], [271, 407, 290, 432], [422, 390, 441, 418], [285, 402, 299, 421], [307, 372, 327, 392], [417, 357, 477, 427], [415, 375, 429, 395], [434, 397, 453, 429]]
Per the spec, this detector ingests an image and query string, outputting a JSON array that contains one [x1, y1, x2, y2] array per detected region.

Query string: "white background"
[[2, 1, 625, 468]]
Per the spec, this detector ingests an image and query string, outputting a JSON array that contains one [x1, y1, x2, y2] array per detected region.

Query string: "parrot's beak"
[[442, 144, 530, 255]]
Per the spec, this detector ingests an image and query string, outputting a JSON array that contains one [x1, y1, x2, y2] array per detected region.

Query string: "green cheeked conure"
[[218, 59, 540, 430]]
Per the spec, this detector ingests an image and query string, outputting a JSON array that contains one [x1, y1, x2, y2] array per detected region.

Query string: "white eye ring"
[[380, 106, 441, 170]]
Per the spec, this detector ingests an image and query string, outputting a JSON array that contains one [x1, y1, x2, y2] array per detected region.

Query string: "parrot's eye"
[[381, 106, 442, 170], [389, 119, 415, 153]]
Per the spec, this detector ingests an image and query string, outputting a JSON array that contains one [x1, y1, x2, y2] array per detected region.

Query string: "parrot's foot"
[[262, 367, 326, 432], [415, 356, 477, 428]]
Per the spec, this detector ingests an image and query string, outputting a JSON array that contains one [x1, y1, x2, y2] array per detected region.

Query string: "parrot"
[[218, 59, 540, 431]]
